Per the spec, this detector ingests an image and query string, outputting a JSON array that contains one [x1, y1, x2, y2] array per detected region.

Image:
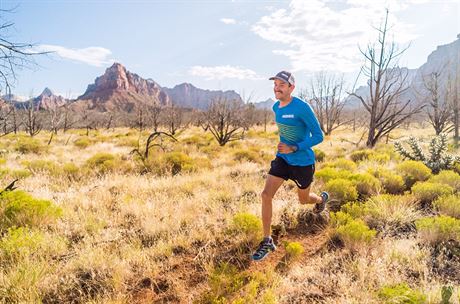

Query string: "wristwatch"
[[292, 145, 298, 152]]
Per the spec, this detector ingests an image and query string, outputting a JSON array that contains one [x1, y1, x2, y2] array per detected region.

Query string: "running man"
[[252, 71, 329, 261]]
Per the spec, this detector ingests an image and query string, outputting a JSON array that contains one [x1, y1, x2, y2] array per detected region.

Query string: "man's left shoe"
[[313, 191, 329, 214]]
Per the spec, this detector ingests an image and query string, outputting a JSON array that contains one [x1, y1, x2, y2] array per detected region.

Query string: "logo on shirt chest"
[[282, 114, 294, 118]]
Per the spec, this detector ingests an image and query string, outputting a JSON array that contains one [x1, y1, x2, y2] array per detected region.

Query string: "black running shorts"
[[268, 156, 315, 189]]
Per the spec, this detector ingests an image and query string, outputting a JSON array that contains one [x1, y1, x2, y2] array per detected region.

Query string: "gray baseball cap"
[[269, 71, 295, 86]]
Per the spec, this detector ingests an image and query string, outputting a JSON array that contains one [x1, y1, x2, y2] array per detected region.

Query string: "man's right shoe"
[[251, 238, 276, 261]]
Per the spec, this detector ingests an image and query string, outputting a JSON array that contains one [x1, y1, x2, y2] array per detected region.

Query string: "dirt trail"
[[133, 212, 331, 303]]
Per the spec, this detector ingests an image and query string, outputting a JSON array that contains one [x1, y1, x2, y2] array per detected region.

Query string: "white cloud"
[[34, 44, 114, 67], [220, 18, 237, 25], [189, 65, 263, 80], [252, 0, 424, 73]]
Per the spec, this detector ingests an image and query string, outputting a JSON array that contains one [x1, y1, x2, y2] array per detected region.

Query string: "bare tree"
[[420, 70, 453, 135], [163, 103, 183, 135], [350, 9, 423, 147], [0, 9, 48, 95], [22, 96, 42, 136], [149, 103, 162, 132], [448, 56, 460, 146], [301, 72, 349, 135], [205, 97, 244, 146]]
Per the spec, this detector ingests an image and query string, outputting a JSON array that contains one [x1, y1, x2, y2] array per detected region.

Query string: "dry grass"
[[0, 125, 459, 303]]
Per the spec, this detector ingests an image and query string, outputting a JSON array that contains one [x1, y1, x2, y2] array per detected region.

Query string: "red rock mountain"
[[76, 63, 171, 112], [33, 88, 67, 110]]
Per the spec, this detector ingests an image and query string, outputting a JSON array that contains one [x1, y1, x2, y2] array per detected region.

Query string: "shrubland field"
[[0, 125, 459, 303]]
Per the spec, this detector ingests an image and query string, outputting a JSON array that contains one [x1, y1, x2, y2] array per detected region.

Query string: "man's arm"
[[294, 103, 324, 151]]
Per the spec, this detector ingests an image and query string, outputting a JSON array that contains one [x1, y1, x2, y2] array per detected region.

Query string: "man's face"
[[273, 79, 294, 100]]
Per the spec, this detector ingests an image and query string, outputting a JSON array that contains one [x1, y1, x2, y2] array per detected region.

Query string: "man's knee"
[[261, 190, 274, 201]]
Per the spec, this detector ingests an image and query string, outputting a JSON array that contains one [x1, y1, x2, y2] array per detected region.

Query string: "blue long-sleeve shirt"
[[273, 97, 324, 166]]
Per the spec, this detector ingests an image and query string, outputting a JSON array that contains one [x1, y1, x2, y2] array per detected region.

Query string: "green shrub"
[[0, 227, 67, 263], [415, 215, 460, 245], [23, 160, 60, 176], [85, 153, 117, 174], [0, 190, 62, 231], [428, 170, 460, 192], [433, 195, 460, 218], [368, 166, 405, 194], [350, 173, 381, 197], [313, 148, 326, 162], [397, 160, 432, 188], [73, 137, 91, 149], [325, 178, 359, 203], [411, 182, 453, 205], [163, 151, 194, 175], [350, 149, 375, 163], [369, 152, 391, 164], [327, 158, 357, 171], [330, 211, 355, 227], [340, 202, 369, 219], [10, 169, 32, 179], [14, 138, 45, 154], [232, 213, 262, 243], [233, 149, 260, 163], [316, 167, 352, 183], [335, 219, 376, 251], [0, 158, 6, 165], [62, 163, 80, 180], [377, 283, 427, 304], [285, 241, 304, 260]]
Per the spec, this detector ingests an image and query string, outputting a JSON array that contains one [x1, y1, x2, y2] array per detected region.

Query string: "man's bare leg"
[[298, 186, 329, 213], [261, 174, 284, 237], [297, 185, 321, 205]]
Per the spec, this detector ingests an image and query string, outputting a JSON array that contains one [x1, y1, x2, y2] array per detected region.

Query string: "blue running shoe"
[[313, 191, 329, 214], [251, 238, 276, 261]]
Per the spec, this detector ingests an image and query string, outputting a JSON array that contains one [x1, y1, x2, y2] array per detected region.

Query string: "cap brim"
[[269, 76, 288, 83]]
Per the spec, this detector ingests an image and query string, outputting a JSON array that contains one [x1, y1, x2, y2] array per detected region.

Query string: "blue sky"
[[2, 0, 459, 101]]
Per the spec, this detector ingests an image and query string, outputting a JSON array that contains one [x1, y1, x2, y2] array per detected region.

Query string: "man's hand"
[[278, 142, 296, 154]]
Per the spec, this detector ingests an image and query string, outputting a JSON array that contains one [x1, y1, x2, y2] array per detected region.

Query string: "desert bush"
[[62, 162, 81, 180], [415, 215, 460, 245], [411, 182, 453, 206], [0, 190, 62, 231], [183, 135, 211, 147], [232, 212, 262, 243], [368, 166, 405, 194], [315, 167, 352, 183], [163, 151, 195, 175], [433, 195, 460, 219], [335, 218, 376, 251], [368, 152, 391, 164], [428, 170, 460, 192], [14, 138, 45, 154], [365, 195, 421, 232], [233, 149, 260, 163], [397, 160, 432, 188], [73, 137, 91, 149], [313, 148, 326, 162], [350, 149, 375, 163], [0, 227, 67, 264], [350, 173, 381, 197], [327, 158, 357, 172], [285, 241, 304, 260], [85, 153, 118, 174], [340, 202, 369, 220], [325, 178, 359, 203], [0, 158, 6, 165], [23, 160, 60, 176], [10, 169, 32, 179], [377, 283, 427, 304], [330, 211, 355, 227]]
